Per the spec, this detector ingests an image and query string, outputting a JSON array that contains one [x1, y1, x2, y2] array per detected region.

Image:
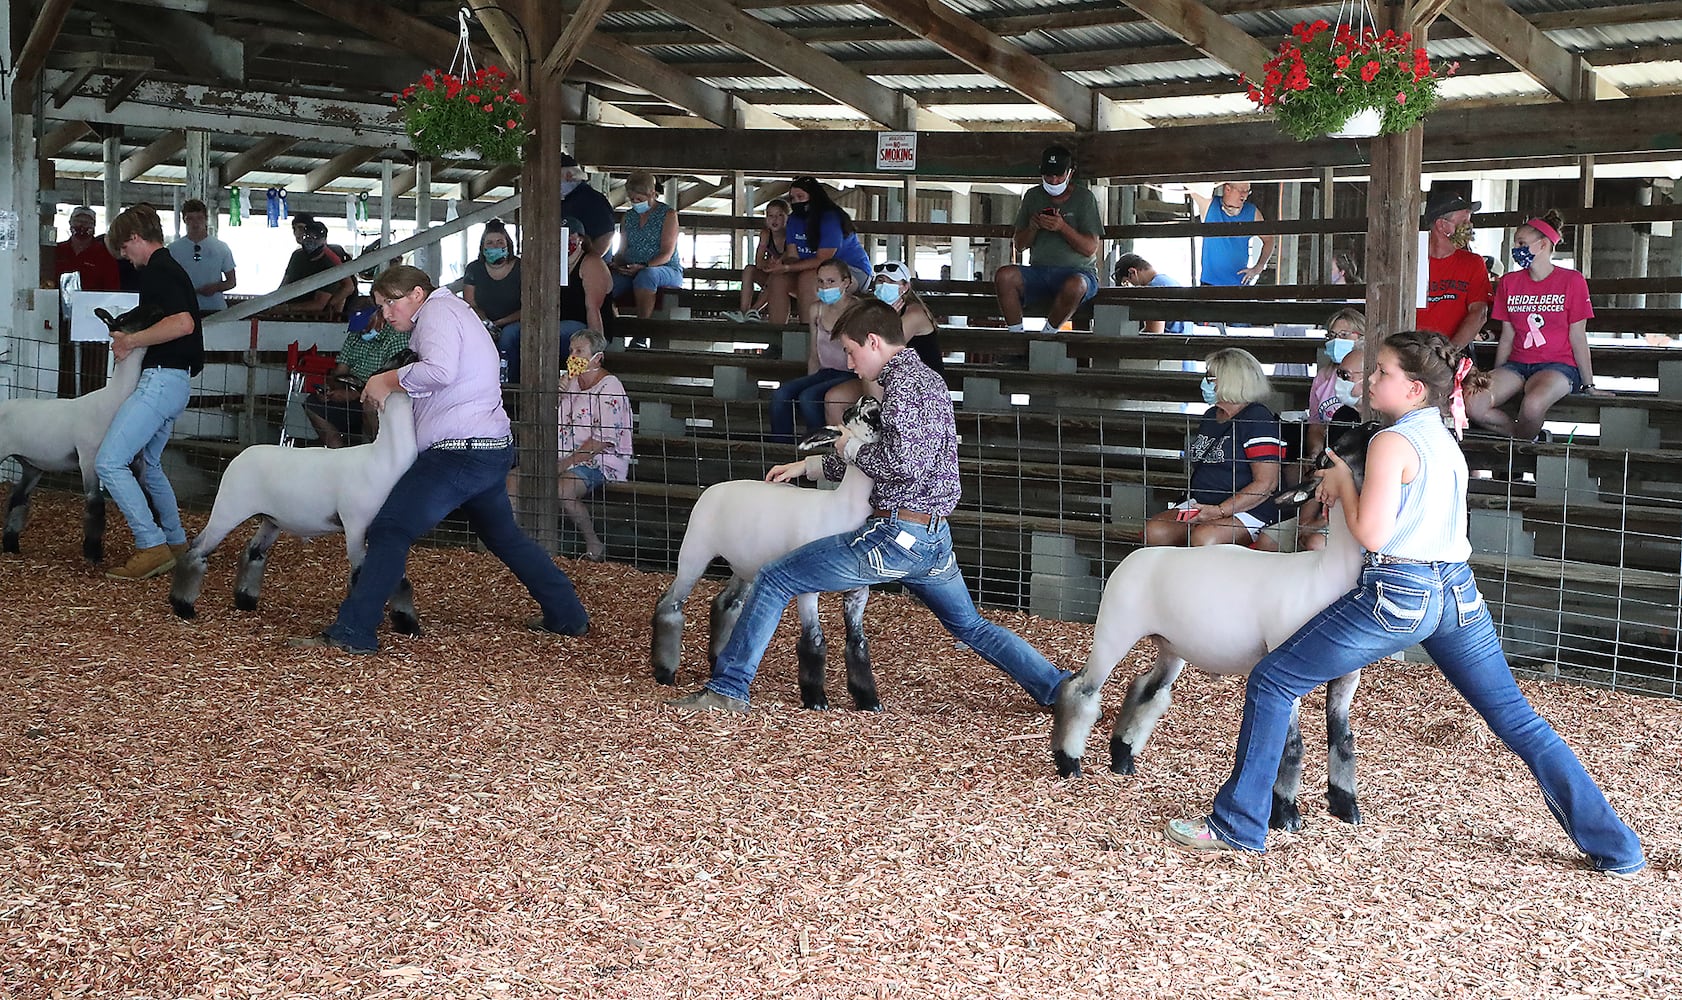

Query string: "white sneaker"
[[722, 309, 750, 323]]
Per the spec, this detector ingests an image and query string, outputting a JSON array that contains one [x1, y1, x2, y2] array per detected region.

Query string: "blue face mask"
[[817, 286, 843, 304], [1200, 377, 1218, 405], [874, 283, 903, 305], [1511, 244, 1535, 269], [359, 328, 381, 342], [483, 247, 508, 264], [632, 201, 653, 215], [1325, 338, 1356, 364]]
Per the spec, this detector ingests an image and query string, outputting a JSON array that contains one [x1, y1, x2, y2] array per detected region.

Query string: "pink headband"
[[1525, 218, 1562, 244]]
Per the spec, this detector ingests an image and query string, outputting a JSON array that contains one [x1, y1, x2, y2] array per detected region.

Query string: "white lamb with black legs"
[[650, 396, 883, 710], [1, 305, 159, 562], [1052, 422, 1383, 833], [169, 386, 420, 631]]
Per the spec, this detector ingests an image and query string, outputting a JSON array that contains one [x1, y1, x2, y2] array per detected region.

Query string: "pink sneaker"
[[1165, 817, 1236, 852]]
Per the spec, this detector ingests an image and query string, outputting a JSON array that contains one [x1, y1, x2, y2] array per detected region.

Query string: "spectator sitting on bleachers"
[[1466, 210, 1611, 442], [771, 177, 874, 325], [560, 153, 616, 259], [724, 198, 793, 325], [822, 261, 945, 426], [995, 144, 1103, 332], [1329, 249, 1360, 285], [281, 216, 354, 318], [1145, 348, 1286, 549], [1305, 308, 1366, 458], [611, 172, 684, 320], [465, 220, 525, 381], [769, 258, 860, 443], [303, 306, 413, 449], [1296, 341, 1364, 552], [1113, 253, 1186, 334], [559, 215, 615, 343], [555, 328, 632, 562], [1189, 182, 1274, 287]]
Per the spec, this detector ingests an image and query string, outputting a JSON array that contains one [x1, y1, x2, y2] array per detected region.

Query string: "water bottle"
[[499, 355, 510, 384]]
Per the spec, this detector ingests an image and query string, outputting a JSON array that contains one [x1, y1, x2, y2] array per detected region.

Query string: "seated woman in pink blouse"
[[558, 329, 632, 561]]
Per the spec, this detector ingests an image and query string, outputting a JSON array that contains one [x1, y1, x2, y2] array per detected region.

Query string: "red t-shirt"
[[1416, 249, 1491, 339], [1492, 266, 1594, 367], [53, 238, 122, 292]]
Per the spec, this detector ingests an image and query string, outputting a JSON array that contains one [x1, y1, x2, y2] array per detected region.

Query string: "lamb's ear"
[[1272, 477, 1319, 509], [797, 426, 843, 453], [95, 308, 117, 328]]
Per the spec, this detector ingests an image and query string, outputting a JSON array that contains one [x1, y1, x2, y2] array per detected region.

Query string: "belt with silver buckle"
[[1365, 552, 1433, 566], [430, 434, 514, 452]]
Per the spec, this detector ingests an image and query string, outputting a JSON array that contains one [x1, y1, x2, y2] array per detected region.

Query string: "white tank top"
[[1376, 406, 1471, 562]]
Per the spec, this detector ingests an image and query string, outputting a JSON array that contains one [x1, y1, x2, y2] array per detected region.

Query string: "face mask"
[[1042, 178, 1069, 197], [566, 355, 596, 378], [1334, 378, 1361, 407], [71, 224, 95, 239], [561, 179, 581, 197], [359, 328, 382, 342], [790, 202, 810, 219], [1511, 244, 1536, 269], [817, 286, 843, 304], [1200, 378, 1218, 405], [483, 247, 508, 264], [1451, 222, 1475, 249], [1325, 338, 1356, 364], [302, 237, 326, 255], [874, 283, 903, 305], [632, 201, 653, 215]]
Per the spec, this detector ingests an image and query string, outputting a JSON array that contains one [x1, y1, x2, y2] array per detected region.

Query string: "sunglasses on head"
[[193, 243, 203, 262]]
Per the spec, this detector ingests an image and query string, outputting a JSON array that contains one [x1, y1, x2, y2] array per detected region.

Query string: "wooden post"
[[414, 159, 435, 281], [1365, 2, 1428, 396], [102, 127, 123, 219], [380, 157, 394, 248], [903, 174, 919, 268], [516, 0, 566, 552], [1577, 154, 1596, 276], [184, 130, 213, 230]]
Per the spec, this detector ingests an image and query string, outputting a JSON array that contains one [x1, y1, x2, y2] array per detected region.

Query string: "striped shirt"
[[823, 347, 960, 518], [1188, 401, 1286, 525], [1376, 406, 1471, 562]]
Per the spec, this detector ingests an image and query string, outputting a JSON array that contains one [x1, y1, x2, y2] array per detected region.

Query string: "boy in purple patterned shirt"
[[668, 300, 1072, 714]]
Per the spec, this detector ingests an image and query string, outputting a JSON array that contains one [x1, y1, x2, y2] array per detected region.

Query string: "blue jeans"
[[769, 367, 855, 441], [1019, 265, 1098, 305], [705, 517, 1071, 705], [612, 262, 684, 297], [1205, 560, 1645, 873], [95, 366, 191, 550], [1501, 360, 1582, 393], [495, 322, 525, 382], [326, 445, 588, 651]]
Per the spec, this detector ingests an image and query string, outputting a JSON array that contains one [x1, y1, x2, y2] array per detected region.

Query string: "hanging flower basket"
[[1242, 19, 1457, 142], [393, 66, 528, 164]]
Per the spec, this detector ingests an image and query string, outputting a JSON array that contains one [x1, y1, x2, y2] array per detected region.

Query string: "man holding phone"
[[994, 144, 1104, 333]]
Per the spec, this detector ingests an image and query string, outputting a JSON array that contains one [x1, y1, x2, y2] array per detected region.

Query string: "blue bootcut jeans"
[[705, 516, 1071, 705], [1204, 559, 1646, 874], [769, 367, 855, 442], [325, 445, 588, 651], [95, 366, 191, 550]]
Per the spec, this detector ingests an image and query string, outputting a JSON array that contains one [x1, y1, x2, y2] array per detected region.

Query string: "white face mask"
[[1042, 178, 1069, 197], [1334, 378, 1361, 407], [561, 179, 581, 197]]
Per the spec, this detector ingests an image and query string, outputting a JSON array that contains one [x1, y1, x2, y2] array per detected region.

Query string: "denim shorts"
[[1501, 360, 1581, 392], [569, 464, 607, 494], [1019, 265, 1099, 304]]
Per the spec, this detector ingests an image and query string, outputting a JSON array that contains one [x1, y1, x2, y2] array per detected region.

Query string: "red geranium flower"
[[466, 93, 481, 104], [506, 119, 517, 129], [1361, 61, 1381, 82]]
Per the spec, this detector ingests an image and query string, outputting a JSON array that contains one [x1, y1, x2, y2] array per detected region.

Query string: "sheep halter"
[[1449, 356, 1473, 440]]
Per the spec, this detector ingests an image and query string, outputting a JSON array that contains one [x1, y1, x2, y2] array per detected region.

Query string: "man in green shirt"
[[303, 306, 412, 448], [994, 144, 1105, 332]]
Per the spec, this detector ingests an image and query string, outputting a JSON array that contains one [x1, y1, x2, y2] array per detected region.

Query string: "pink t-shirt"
[[559, 372, 633, 482], [1306, 367, 1338, 424], [1492, 266, 1593, 367]]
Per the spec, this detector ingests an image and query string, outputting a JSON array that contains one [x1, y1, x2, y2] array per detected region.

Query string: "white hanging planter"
[[438, 147, 483, 161], [1327, 106, 1382, 139]]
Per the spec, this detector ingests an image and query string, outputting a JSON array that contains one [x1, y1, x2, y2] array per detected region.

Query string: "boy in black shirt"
[[97, 204, 204, 580]]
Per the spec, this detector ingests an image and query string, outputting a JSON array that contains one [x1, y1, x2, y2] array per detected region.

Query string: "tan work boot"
[[106, 544, 177, 581], [169, 542, 190, 558], [665, 689, 749, 715]]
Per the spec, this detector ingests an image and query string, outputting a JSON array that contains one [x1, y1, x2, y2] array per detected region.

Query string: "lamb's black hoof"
[[1053, 750, 1082, 778], [802, 699, 830, 711], [390, 611, 421, 636], [1328, 789, 1362, 826], [851, 699, 883, 713], [3, 533, 19, 554], [1269, 793, 1303, 832], [652, 669, 677, 687], [234, 591, 259, 612], [169, 597, 197, 620], [83, 540, 103, 562], [1109, 741, 1137, 776]]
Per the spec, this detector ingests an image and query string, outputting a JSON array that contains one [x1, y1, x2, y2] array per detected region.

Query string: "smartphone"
[[1039, 206, 1058, 216], [1175, 507, 1199, 522]]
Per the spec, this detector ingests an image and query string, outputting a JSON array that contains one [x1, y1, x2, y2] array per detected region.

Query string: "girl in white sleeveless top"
[[1167, 330, 1645, 876]]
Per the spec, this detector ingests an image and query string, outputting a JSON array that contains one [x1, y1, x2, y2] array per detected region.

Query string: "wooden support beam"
[[51, 62, 97, 109], [463, 1, 529, 81], [539, 0, 612, 80], [1445, 0, 1625, 101], [119, 129, 186, 182], [851, 0, 1141, 131], [40, 119, 93, 158], [677, 179, 730, 211], [104, 6, 244, 85], [1119, 0, 1273, 82], [219, 136, 298, 186], [103, 71, 149, 113], [464, 164, 520, 200], [13, 0, 79, 100], [577, 32, 794, 129], [642, 0, 961, 132], [289, 0, 502, 75], [304, 145, 380, 192]]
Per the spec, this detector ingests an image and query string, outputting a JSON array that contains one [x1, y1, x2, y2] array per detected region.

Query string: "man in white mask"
[[559, 153, 616, 259], [993, 144, 1104, 332]]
